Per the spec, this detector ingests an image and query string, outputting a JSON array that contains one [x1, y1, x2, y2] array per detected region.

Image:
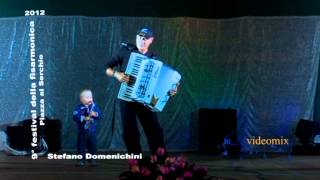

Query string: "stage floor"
[[0, 152, 319, 180]]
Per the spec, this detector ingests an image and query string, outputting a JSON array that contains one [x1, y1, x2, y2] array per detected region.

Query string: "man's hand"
[[114, 71, 130, 83], [169, 84, 179, 96], [169, 89, 177, 96], [106, 68, 129, 83]]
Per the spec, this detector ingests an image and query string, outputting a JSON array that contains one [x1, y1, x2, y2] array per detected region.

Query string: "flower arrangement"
[[120, 147, 212, 180]]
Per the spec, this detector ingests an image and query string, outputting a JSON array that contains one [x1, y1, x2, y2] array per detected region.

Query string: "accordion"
[[117, 52, 181, 112]]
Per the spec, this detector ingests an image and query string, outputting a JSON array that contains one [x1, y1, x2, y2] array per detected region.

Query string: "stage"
[[0, 152, 319, 180]]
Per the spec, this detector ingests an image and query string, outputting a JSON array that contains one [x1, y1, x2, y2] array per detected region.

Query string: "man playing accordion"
[[105, 27, 178, 155]]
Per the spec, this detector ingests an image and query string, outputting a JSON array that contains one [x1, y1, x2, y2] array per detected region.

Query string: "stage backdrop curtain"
[[314, 56, 320, 123], [0, 16, 319, 152]]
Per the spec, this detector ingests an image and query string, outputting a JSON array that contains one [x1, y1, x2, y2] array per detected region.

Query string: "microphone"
[[120, 42, 135, 51], [120, 42, 128, 47]]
